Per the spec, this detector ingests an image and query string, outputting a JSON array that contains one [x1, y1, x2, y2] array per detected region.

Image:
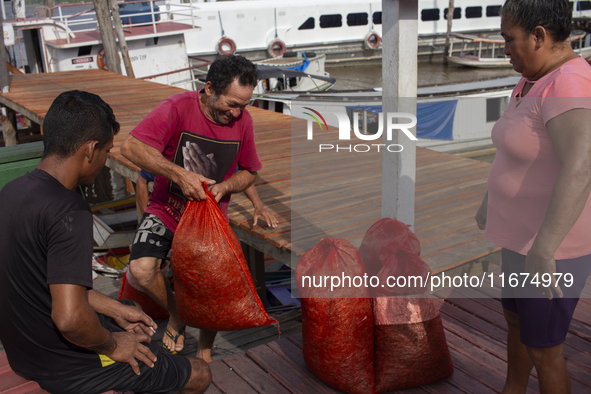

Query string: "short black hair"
[[206, 55, 258, 96], [42, 90, 119, 159], [501, 0, 572, 42]]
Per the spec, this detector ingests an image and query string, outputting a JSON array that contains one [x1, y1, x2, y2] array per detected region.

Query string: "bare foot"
[[196, 349, 214, 363], [163, 317, 186, 353]]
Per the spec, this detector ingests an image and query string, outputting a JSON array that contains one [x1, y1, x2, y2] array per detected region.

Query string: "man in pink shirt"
[[121, 55, 262, 360]]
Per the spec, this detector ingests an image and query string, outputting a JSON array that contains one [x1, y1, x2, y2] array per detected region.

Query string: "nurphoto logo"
[[303, 108, 418, 153]]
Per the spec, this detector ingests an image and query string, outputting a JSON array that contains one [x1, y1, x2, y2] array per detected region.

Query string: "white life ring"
[[364, 32, 381, 50], [216, 37, 236, 56], [267, 39, 286, 58]]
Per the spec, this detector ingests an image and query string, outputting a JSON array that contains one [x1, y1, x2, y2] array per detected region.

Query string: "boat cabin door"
[[20, 28, 47, 74]]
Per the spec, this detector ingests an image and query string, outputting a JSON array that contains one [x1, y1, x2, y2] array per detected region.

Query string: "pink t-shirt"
[[130, 91, 262, 232], [486, 57, 591, 259]]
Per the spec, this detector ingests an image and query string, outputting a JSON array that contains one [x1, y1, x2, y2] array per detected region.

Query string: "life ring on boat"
[[364, 32, 381, 50], [267, 39, 286, 58], [216, 37, 236, 56], [97, 49, 121, 71]]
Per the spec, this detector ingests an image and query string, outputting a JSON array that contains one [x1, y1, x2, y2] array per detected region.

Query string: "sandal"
[[163, 325, 186, 354]]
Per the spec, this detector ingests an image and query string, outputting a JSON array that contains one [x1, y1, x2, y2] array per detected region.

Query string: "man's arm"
[[50, 284, 156, 375], [88, 289, 157, 335], [121, 135, 214, 201], [210, 169, 257, 202]]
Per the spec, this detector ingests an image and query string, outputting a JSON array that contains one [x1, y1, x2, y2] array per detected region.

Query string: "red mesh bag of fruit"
[[171, 185, 276, 331], [296, 238, 375, 394], [359, 218, 453, 392], [118, 268, 170, 321]]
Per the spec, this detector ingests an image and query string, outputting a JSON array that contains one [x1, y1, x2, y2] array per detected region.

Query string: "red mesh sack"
[[372, 298, 453, 393], [359, 218, 421, 277], [295, 238, 375, 394], [118, 268, 170, 321], [171, 185, 276, 331]]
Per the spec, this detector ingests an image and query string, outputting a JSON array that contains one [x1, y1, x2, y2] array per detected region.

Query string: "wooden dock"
[[3, 271, 591, 394]]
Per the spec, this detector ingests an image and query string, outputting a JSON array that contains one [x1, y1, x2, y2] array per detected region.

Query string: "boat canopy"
[[256, 65, 336, 84]]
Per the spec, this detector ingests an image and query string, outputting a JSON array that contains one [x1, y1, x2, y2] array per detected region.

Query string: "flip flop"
[[163, 325, 186, 354]]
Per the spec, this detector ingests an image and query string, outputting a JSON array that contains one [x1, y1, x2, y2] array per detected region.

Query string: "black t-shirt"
[[0, 169, 102, 380]]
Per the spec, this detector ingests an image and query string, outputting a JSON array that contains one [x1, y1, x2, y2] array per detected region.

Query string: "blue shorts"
[[501, 248, 591, 348]]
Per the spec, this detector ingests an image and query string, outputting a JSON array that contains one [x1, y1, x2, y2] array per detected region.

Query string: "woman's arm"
[[527, 108, 591, 298]]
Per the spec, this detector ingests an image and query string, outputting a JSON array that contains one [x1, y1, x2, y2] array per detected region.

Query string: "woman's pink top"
[[486, 57, 591, 259]]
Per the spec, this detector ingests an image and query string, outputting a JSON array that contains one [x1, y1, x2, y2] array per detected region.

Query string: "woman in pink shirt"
[[475, 0, 591, 393]]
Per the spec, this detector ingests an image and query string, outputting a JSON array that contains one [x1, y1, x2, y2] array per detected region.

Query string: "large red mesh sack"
[[373, 298, 453, 392], [296, 238, 375, 394], [171, 185, 276, 331], [118, 268, 170, 321], [359, 218, 453, 392]]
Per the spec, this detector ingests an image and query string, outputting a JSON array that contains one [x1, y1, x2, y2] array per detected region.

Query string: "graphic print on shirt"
[[169, 132, 240, 200]]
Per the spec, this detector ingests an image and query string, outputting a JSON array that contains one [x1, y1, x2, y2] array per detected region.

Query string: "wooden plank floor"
[[0, 69, 498, 275]]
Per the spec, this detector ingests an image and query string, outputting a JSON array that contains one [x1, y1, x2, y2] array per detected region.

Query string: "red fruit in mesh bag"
[[118, 269, 170, 321], [171, 185, 276, 331], [373, 297, 453, 393], [296, 238, 375, 394]]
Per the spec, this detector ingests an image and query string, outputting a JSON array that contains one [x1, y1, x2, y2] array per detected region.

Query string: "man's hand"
[[105, 332, 157, 376], [253, 206, 278, 228], [525, 248, 563, 300], [210, 183, 229, 203], [112, 302, 158, 336], [177, 169, 215, 201]]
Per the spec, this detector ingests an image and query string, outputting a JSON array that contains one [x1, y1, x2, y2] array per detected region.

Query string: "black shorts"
[[36, 300, 192, 394], [130, 213, 174, 262]]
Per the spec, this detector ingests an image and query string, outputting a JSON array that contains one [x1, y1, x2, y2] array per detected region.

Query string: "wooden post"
[[443, 0, 455, 64], [381, 0, 418, 228], [0, 11, 10, 93], [110, 0, 135, 78], [1, 108, 18, 146], [93, 0, 122, 75]]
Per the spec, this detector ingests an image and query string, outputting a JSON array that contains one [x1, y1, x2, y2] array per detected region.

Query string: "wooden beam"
[[0, 11, 10, 93], [93, 0, 122, 75], [110, 0, 135, 78]]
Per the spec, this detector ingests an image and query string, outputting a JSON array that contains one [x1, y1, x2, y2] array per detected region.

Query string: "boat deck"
[[0, 69, 499, 276]]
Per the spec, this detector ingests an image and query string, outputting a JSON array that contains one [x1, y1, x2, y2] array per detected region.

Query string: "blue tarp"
[[286, 53, 310, 72], [345, 100, 458, 140]]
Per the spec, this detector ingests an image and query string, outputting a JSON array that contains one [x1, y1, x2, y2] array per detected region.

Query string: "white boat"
[[447, 31, 591, 68], [252, 76, 521, 152]]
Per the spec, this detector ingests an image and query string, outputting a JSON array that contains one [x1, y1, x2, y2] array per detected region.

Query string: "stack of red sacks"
[[295, 218, 453, 394]]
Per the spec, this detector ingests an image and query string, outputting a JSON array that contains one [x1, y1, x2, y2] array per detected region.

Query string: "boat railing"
[[46, 0, 200, 44], [449, 33, 507, 60]]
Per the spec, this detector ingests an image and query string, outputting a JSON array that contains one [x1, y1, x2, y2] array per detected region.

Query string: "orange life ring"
[[97, 48, 121, 71], [364, 32, 381, 50], [267, 39, 286, 58], [216, 38, 236, 56]]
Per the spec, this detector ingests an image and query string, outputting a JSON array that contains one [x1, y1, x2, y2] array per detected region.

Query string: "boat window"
[[421, 8, 440, 21], [320, 14, 342, 28], [373, 12, 382, 25], [77, 46, 92, 57], [444, 7, 461, 19], [347, 12, 368, 26], [486, 5, 502, 17], [465, 6, 482, 18], [486, 97, 508, 122], [577, 1, 591, 10], [298, 17, 315, 30]]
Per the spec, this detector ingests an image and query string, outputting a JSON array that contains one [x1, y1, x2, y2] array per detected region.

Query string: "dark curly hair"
[[206, 55, 258, 97], [42, 90, 120, 159], [501, 0, 572, 42]]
